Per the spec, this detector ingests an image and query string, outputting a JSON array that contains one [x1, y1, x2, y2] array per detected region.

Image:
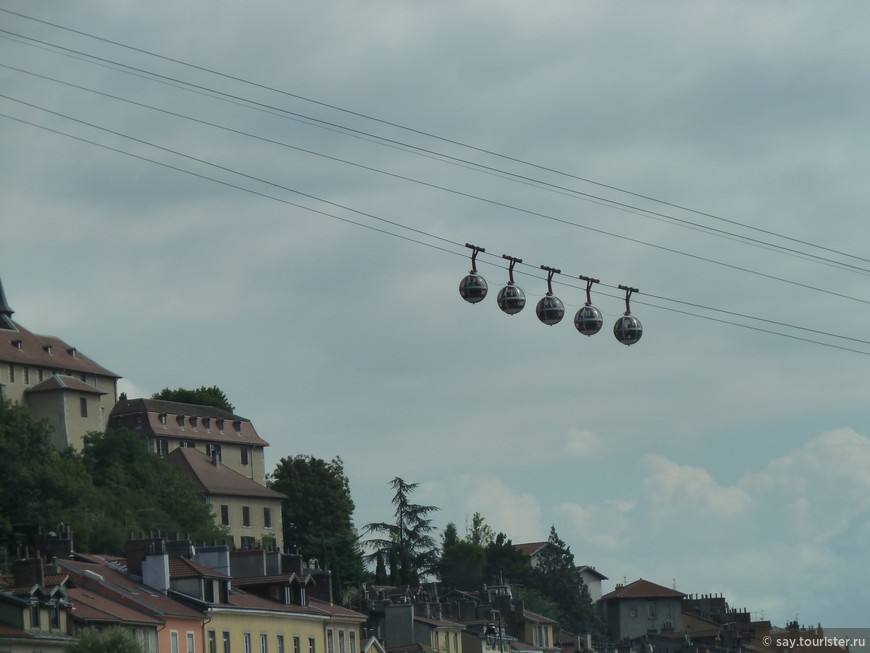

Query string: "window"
[[23, 367, 29, 384], [221, 505, 230, 526], [7, 364, 13, 383], [263, 507, 272, 529], [172, 632, 180, 653], [156, 439, 169, 456], [349, 633, 356, 653], [208, 631, 217, 653], [277, 636, 285, 653], [338, 631, 345, 653], [204, 579, 215, 603], [207, 443, 222, 461], [241, 536, 256, 551], [190, 416, 198, 429], [223, 632, 231, 653], [453, 634, 458, 653], [188, 632, 196, 653], [308, 638, 316, 653], [38, 368, 44, 382], [629, 607, 638, 618], [79, 397, 88, 418], [29, 602, 40, 628], [327, 630, 334, 653], [244, 634, 252, 653], [160, 413, 167, 426], [241, 447, 249, 466], [79, 373, 86, 382], [50, 602, 60, 628], [242, 506, 251, 527], [445, 632, 450, 653], [203, 417, 211, 432], [293, 637, 301, 653], [260, 635, 268, 653], [233, 420, 242, 434], [217, 419, 225, 432], [647, 601, 656, 618]]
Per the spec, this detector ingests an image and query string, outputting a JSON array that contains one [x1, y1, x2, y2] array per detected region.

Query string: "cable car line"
[[5, 88, 870, 312], [4, 5, 869, 271], [2, 24, 870, 278], [3, 107, 869, 356]]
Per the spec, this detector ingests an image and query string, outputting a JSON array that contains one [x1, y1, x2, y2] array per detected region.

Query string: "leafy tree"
[[483, 532, 530, 586], [152, 386, 235, 413], [438, 522, 486, 590], [527, 526, 602, 635], [467, 512, 495, 546], [82, 429, 226, 547], [0, 401, 61, 542], [268, 455, 364, 595], [67, 627, 143, 653], [363, 477, 439, 585]]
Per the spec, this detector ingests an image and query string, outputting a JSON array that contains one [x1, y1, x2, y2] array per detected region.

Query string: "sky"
[[2, 0, 870, 629]]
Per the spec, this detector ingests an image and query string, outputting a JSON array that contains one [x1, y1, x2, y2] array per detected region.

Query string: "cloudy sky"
[[3, 0, 870, 628]]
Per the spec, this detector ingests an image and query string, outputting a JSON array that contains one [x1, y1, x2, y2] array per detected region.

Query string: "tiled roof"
[[165, 447, 285, 499], [25, 374, 106, 395], [521, 609, 557, 624], [0, 321, 119, 378], [414, 615, 464, 628], [577, 565, 608, 580], [168, 556, 229, 580], [309, 598, 367, 621], [59, 559, 204, 618], [600, 578, 686, 601], [226, 590, 329, 616], [67, 587, 163, 625], [514, 542, 548, 558], [110, 398, 270, 447]]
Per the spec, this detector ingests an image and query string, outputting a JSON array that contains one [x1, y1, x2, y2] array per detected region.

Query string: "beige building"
[[109, 398, 285, 550], [0, 276, 120, 451]]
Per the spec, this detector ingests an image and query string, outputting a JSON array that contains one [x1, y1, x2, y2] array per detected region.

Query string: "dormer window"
[[159, 413, 167, 426], [216, 418, 224, 432], [43, 344, 53, 355], [176, 415, 185, 429], [233, 420, 242, 435], [190, 416, 198, 429], [10, 339, 21, 349], [67, 347, 77, 358], [203, 417, 211, 432]]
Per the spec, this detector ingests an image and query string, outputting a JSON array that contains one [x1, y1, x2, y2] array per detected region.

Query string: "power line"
[[1, 17, 869, 278], [4, 5, 869, 271], [3, 108, 869, 356], [4, 83, 870, 310]]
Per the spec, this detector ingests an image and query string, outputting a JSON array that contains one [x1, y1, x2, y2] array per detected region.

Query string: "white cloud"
[[454, 474, 543, 543]]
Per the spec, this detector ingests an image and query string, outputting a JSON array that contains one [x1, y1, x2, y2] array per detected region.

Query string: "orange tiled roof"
[[600, 578, 685, 600], [165, 447, 285, 499], [0, 321, 119, 378]]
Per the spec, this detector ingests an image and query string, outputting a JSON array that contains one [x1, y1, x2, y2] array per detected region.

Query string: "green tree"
[[363, 477, 439, 585], [483, 532, 529, 586], [467, 512, 495, 546], [527, 526, 601, 635], [82, 429, 226, 547], [438, 522, 486, 590], [152, 386, 235, 413], [0, 401, 61, 542], [268, 455, 364, 595], [67, 627, 143, 653]]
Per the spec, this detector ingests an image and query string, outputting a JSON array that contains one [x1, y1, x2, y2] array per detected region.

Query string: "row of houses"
[[0, 275, 842, 653]]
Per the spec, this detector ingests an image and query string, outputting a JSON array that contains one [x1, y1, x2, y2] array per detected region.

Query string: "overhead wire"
[[2, 18, 870, 354], [3, 104, 870, 357], [3, 5, 869, 270], [1, 19, 870, 279]]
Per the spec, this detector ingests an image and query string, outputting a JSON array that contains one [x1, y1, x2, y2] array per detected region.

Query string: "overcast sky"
[[3, 0, 870, 629]]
